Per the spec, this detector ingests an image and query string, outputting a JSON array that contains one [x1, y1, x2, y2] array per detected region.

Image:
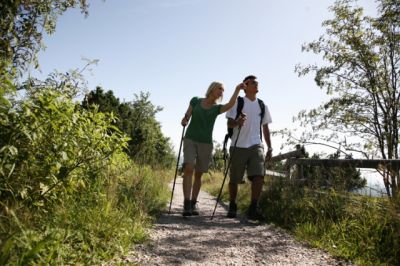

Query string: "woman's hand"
[[236, 82, 246, 91], [181, 115, 189, 126], [220, 83, 246, 114]]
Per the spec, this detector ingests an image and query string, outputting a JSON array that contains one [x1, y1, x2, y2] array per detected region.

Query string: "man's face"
[[245, 79, 259, 93]]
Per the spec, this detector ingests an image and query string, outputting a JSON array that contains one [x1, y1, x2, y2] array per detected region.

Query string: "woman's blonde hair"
[[205, 81, 224, 102]]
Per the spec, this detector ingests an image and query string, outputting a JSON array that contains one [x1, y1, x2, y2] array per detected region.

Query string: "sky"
[[31, 0, 379, 156]]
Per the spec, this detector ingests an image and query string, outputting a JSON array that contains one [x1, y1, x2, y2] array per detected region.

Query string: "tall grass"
[[202, 171, 252, 213], [0, 152, 171, 265], [204, 172, 400, 265], [261, 177, 400, 265]]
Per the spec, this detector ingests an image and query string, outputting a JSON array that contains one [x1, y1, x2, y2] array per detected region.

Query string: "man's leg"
[[227, 183, 238, 218], [247, 145, 265, 220], [251, 175, 263, 201], [247, 175, 264, 219], [229, 183, 238, 202], [227, 146, 246, 218]]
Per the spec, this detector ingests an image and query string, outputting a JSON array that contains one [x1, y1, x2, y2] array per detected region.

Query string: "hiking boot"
[[182, 199, 192, 216], [227, 202, 237, 218], [190, 200, 199, 216], [247, 203, 264, 221]]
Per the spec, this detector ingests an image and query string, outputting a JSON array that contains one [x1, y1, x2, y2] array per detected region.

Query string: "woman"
[[180, 81, 245, 216]]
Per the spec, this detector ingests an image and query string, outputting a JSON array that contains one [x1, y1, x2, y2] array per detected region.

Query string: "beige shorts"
[[183, 138, 213, 173], [229, 144, 265, 184]]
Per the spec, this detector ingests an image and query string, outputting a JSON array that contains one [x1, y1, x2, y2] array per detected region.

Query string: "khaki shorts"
[[183, 138, 213, 173], [229, 144, 264, 184]]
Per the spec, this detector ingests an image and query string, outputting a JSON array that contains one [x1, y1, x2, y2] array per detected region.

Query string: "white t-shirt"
[[226, 96, 272, 148]]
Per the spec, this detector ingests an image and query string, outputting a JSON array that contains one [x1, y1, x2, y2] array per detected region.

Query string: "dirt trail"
[[108, 177, 352, 265]]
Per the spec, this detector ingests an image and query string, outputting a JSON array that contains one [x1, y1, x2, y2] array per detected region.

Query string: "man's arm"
[[263, 123, 272, 161]]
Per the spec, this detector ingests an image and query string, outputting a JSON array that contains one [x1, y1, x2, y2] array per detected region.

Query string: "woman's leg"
[[189, 170, 203, 215], [182, 163, 194, 216], [182, 163, 194, 200], [191, 170, 203, 201]]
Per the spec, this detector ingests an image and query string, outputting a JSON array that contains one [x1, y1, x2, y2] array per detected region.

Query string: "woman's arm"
[[220, 83, 245, 113], [181, 105, 193, 126]]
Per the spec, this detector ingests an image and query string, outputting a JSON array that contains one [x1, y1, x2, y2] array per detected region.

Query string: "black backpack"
[[222, 96, 265, 157]]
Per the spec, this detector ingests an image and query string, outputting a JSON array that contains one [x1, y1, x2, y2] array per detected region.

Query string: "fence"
[[267, 145, 400, 197]]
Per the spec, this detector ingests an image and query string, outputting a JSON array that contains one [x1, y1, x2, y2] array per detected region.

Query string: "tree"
[[294, 0, 400, 196], [0, 87, 127, 208], [302, 151, 366, 191], [83, 88, 175, 168], [0, 0, 88, 76]]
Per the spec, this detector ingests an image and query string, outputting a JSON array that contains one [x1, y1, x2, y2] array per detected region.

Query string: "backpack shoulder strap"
[[223, 96, 244, 154], [257, 98, 265, 119], [257, 99, 265, 140], [235, 96, 244, 119]]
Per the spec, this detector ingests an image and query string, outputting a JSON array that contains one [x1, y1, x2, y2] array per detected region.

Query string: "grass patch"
[[202, 170, 252, 213], [203, 172, 400, 265], [261, 177, 400, 265], [0, 157, 171, 265]]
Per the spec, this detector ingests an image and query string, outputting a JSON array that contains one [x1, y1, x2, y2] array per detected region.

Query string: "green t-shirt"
[[185, 97, 222, 144]]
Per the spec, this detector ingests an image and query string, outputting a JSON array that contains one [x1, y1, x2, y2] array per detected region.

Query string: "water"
[[353, 169, 388, 197]]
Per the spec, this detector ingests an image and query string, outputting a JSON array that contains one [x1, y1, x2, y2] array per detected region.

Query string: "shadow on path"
[[126, 177, 352, 265]]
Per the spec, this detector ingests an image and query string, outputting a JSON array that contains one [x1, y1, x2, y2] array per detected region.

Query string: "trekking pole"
[[168, 125, 186, 214], [222, 134, 229, 173], [211, 126, 242, 220]]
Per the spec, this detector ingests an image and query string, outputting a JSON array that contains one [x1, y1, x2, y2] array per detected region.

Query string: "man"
[[225, 75, 272, 220]]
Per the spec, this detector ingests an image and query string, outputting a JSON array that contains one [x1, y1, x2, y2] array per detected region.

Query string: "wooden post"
[[268, 145, 306, 179]]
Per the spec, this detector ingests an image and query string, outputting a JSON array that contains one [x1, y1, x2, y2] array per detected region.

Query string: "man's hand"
[[236, 113, 247, 127], [265, 148, 273, 162]]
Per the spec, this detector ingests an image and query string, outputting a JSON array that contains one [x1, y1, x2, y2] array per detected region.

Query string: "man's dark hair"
[[243, 75, 257, 83]]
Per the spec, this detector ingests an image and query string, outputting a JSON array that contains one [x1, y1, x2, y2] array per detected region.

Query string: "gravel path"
[[108, 177, 352, 265]]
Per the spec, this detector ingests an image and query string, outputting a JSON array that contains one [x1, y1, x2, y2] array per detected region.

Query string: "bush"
[[0, 88, 171, 264], [0, 151, 171, 265], [0, 88, 127, 210], [260, 176, 400, 265]]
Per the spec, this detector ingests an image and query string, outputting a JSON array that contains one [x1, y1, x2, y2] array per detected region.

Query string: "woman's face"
[[213, 85, 224, 98]]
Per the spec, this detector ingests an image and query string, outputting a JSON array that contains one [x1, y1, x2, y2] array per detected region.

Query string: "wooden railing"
[[266, 144, 305, 178], [267, 145, 400, 182]]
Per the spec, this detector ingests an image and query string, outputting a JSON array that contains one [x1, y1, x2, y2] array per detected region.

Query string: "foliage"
[[22, 59, 98, 98], [0, 87, 128, 210], [204, 170, 399, 265], [259, 177, 400, 265], [0, 1, 173, 264], [0, 82, 171, 264], [0, 152, 171, 265], [82, 87, 175, 168], [0, 0, 88, 76], [293, 0, 400, 196], [301, 151, 366, 191]]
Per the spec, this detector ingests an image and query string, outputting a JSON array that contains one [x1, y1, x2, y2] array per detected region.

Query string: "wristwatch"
[[267, 147, 273, 152]]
